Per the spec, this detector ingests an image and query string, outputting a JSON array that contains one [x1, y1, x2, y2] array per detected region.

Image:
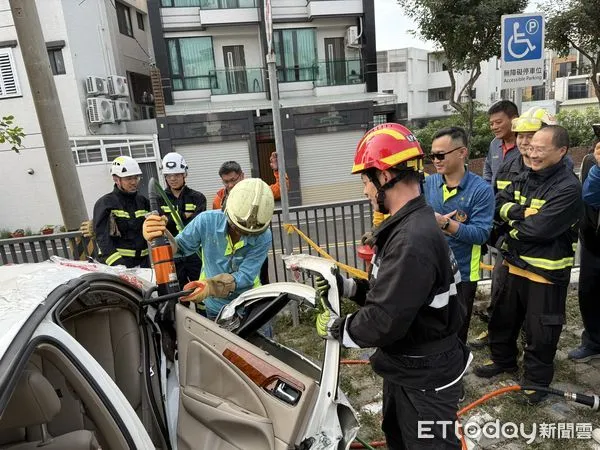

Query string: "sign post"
[[264, 0, 292, 258], [501, 13, 545, 90]]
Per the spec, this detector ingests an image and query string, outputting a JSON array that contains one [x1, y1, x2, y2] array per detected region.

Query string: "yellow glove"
[[79, 220, 95, 238], [143, 214, 168, 241], [524, 208, 538, 218], [180, 274, 236, 303]]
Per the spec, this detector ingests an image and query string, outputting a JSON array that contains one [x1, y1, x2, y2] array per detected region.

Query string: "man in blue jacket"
[[424, 127, 495, 344], [484, 100, 519, 184], [568, 134, 600, 362], [143, 178, 274, 319]]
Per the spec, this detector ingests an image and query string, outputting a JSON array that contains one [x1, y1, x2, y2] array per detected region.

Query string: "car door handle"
[[273, 380, 301, 405]]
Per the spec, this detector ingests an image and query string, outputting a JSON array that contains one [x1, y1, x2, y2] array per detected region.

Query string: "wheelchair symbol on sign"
[[508, 20, 538, 59]]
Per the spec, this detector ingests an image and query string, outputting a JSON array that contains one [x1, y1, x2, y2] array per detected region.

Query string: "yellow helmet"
[[225, 178, 274, 235], [511, 108, 557, 133]]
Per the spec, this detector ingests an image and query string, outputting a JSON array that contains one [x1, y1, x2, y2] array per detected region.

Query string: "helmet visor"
[[512, 116, 544, 133]]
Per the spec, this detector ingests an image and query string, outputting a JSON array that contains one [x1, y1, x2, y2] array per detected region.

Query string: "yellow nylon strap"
[[283, 223, 368, 280]]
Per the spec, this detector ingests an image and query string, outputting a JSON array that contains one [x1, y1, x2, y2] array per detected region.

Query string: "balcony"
[[209, 67, 266, 96], [313, 59, 364, 87], [160, 0, 259, 30], [307, 0, 362, 18]]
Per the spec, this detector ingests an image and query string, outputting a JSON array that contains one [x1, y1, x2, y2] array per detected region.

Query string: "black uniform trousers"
[[578, 245, 600, 351], [174, 253, 202, 289], [488, 266, 566, 386], [456, 281, 477, 344], [382, 379, 462, 449]]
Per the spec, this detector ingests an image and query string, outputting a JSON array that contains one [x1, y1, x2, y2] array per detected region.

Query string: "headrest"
[[0, 370, 60, 430]]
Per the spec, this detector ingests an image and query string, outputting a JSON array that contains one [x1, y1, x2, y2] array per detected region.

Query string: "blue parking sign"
[[502, 14, 544, 63]]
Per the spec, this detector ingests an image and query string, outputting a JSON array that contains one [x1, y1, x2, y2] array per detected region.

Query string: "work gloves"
[[180, 274, 236, 303], [143, 214, 168, 241], [316, 272, 357, 300], [79, 220, 95, 238], [315, 276, 341, 340]]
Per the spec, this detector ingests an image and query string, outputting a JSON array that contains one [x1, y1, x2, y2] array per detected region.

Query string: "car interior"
[[0, 343, 130, 450], [1, 275, 336, 450]]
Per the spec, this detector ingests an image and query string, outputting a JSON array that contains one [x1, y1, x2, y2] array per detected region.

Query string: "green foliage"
[[397, 0, 527, 71], [543, 0, 600, 103], [0, 115, 25, 153], [556, 107, 600, 148], [413, 111, 494, 159], [396, 0, 526, 132]]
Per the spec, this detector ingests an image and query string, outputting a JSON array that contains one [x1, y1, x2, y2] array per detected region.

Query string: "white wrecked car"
[[0, 254, 358, 450]]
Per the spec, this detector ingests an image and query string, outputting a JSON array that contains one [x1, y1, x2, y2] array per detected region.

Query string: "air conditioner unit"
[[113, 100, 132, 121], [345, 26, 359, 47], [87, 98, 115, 124], [141, 105, 155, 120], [442, 104, 452, 112], [107, 75, 130, 98], [86, 76, 108, 96]]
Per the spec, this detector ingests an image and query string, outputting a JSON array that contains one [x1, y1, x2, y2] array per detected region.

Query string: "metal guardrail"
[[0, 232, 96, 265], [0, 198, 581, 284]]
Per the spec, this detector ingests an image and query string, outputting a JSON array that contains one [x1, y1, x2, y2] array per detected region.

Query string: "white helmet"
[[162, 152, 188, 175], [225, 178, 274, 235], [111, 156, 142, 177]]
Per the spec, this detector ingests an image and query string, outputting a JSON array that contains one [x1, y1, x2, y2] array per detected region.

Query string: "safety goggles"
[[429, 146, 464, 161]]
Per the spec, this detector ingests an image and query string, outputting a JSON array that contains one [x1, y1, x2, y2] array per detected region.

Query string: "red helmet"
[[352, 123, 424, 174]]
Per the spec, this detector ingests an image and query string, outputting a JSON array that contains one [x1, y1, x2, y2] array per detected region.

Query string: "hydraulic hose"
[[348, 378, 600, 449]]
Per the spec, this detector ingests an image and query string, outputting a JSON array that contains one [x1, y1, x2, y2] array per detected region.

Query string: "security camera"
[[27, 168, 35, 175]]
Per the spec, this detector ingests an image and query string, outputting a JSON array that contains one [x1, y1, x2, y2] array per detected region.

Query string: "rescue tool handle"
[[140, 289, 194, 306]]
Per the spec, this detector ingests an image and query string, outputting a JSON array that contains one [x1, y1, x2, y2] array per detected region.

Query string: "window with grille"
[[0, 49, 21, 99]]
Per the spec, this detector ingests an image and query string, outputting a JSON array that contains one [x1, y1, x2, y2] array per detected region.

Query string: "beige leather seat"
[[63, 307, 142, 414], [0, 370, 99, 450]]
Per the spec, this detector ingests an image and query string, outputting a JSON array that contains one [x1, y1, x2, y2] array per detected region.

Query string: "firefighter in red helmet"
[[315, 123, 470, 449]]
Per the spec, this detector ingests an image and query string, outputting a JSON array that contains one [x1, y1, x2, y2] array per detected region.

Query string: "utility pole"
[[264, 0, 292, 255], [10, 0, 88, 230]]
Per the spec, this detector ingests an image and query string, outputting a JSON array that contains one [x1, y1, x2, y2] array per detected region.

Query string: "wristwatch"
[[441, 218, 451, 230]]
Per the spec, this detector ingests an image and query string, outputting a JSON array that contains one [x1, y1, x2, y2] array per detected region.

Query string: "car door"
[[175, 254, 358, 450]]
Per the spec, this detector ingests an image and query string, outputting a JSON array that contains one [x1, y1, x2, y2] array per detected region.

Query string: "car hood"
[[0, 257, 154, 361]]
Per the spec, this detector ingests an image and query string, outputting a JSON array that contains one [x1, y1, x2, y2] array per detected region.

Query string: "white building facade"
[[0, 0, 156, 231], [148, 0, 395, 206], [377, 47, 503, 125]]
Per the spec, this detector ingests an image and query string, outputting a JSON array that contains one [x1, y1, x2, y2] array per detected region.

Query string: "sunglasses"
[[429, 146, 464, 161]]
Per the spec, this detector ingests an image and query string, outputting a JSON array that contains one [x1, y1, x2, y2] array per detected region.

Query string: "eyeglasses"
[[429, 146, 464, 161], [121, 175, 142, 182], [222, 174, 242, 187]]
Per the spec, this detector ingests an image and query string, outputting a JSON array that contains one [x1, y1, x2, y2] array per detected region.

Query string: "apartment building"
[[552, 48, 600, 111], [0, 0, 157, 230], [377, 47, 504, 126], [148, 0, 396, 205]]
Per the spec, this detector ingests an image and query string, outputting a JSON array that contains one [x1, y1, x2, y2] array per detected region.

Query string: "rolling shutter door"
[[296, 131, 365, 205], [174, 140, 251, 208]]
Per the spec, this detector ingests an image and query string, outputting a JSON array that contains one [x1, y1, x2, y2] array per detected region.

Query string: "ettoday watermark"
[[418, 420, 595, 443]]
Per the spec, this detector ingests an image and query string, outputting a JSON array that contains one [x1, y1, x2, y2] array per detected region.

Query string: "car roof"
[[0, 259, 155, 361]]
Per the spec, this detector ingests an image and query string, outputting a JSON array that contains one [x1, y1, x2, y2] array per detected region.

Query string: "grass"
[[273, 290, 600, 450]]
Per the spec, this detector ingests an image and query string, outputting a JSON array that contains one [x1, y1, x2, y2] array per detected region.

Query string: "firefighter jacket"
[[93, 185, 150, 267], [495, 159, 582, 285], [158, 185, 207, 236], [494, 153, 526, 194], [580, 154, 600, 256], [335, 196, 469, 390]]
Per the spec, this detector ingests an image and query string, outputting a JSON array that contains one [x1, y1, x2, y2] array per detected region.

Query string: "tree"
[[556, 107, 600, 147], [396, 0, 527, 138], [544, 0, 600, 105], [0, 115, 25, 153], [413, 109, 494, 158]]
